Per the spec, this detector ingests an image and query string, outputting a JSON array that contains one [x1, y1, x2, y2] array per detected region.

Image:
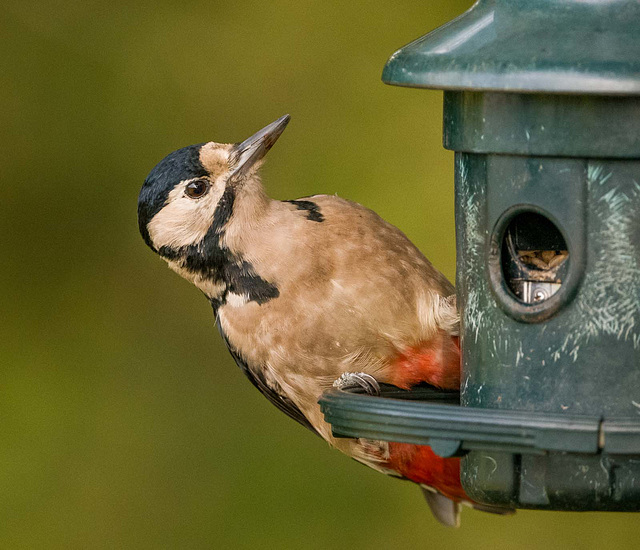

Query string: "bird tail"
[[421, 488, 462, 527], [421, 487, 516, 527]]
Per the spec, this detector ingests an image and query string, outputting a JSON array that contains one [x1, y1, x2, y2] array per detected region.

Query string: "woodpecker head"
[[138, 115, 290, 257]]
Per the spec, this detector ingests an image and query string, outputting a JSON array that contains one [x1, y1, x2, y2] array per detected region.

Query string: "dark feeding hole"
[[501, 212, 569, 304]]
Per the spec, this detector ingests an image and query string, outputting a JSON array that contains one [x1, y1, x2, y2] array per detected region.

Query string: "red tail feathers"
[[386, 332, 466, 500], [387, 443, 467, 501]]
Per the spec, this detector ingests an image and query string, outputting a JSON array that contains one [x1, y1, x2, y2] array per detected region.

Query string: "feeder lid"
[[382, 0, 640, 95]]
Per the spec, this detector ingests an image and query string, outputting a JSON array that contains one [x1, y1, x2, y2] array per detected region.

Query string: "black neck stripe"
[[157, 184, 279, 308]]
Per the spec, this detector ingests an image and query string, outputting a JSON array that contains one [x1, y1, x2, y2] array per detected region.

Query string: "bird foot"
[[333, 372, 381, 396]]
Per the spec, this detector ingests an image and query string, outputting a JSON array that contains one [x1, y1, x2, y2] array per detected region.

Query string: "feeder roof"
[[382, 0, 640, 95]]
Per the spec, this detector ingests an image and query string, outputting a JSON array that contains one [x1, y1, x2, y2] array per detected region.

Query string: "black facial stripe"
[[224, 261, 280, 304], [161, 244, 279, 308], [178, 185, 236, 274], [157, 245, 184, 262], [285, 199, 324, 222], [138, 143, 207, 248], [181, 232, 228, 275], [157, 185, 236, 272], [211, 185, 236, 233], [159, 184, 279, 307]]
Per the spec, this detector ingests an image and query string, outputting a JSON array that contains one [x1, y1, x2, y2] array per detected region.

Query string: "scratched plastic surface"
[[453, 110, 640, 508]]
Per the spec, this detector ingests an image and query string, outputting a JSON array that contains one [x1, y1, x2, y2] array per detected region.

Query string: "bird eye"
[[185, 179, 210, 199]]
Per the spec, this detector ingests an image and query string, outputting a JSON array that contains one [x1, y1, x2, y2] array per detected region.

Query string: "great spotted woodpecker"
[[137, 115, 513, 526]]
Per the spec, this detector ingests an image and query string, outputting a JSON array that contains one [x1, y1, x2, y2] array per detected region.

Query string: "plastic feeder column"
[[382, 0, 640, 510]]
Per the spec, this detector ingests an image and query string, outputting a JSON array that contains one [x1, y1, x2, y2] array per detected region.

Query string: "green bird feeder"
[[320, 0, 640, 511]]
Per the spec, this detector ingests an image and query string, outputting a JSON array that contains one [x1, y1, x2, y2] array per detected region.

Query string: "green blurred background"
[[2, 0, 638, 547]]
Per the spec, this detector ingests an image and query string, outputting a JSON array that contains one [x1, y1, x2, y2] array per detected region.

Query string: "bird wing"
[[216, 317, 319, 436]]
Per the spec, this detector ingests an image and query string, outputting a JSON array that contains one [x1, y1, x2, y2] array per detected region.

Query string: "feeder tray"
[[320, 385, 640, 510], [321, 385, 640, 456]]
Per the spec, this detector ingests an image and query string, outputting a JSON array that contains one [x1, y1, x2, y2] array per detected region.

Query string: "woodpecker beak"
[[230, 114, 290, 180]]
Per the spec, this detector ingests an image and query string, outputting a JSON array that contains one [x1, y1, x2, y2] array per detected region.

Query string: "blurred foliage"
[[1, 0, 638, 547]]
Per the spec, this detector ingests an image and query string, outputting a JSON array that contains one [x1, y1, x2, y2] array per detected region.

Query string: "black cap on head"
[[138, 143, 206, 248]]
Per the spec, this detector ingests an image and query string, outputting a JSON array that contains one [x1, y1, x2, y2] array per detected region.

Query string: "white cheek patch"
[[226, 292, 249, 307], [147, 178, 225, 250]]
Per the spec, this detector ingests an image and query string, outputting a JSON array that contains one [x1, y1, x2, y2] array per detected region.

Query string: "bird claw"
[[333, 372, 381, 396]]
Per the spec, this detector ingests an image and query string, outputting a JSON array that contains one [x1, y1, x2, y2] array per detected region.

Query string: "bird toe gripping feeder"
[[321, 0, 640, 510]]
